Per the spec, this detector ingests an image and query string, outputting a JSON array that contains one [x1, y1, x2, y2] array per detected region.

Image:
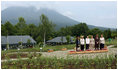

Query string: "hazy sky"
[[1, 1, 117, 28]]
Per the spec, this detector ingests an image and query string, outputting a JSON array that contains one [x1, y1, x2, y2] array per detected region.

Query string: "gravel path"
[[40, 45, 117, 59]]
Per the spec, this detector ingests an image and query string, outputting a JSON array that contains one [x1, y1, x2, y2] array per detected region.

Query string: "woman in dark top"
[[76, 36, 80, 51], [95, 34, 99, 50]]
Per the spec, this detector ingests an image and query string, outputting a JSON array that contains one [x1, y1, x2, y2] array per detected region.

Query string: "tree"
[[60, 27, 66, 36], [15, 17, 27, 47], [27, 24, 37, 36], [15, 17, 27, 35], [36, 36, 43, 44], [71, 23, 89, 36], [111, 30, 117, 39], [103, 29, 111, 39], [66, 35, 71, 44], [40, 14, 55, 47], [59, 26, 72, 36], [1, 24, 7, 36], [3, 21, 15, 50], [4, 21, 16, 35], [88, 28, 102, 38]]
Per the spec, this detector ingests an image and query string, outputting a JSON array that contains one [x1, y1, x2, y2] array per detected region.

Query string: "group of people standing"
[[76, 34, 105, 51]]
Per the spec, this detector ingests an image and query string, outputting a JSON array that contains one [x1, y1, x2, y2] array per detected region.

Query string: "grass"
[[1, 55, 117, 69], [2, 44, 75, 53], [105, 39, 117, 48]]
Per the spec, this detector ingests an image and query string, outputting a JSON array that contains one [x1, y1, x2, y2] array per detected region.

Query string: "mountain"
[[1, 6, 116, 30], [2, 6, 80, 30]]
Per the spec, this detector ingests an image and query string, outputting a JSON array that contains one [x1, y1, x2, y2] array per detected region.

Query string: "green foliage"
[[71, 23, 89, 36], [36, 36, 43, 43], [17, 52, 21, 59], [18, 41, 22, 45], [1, 55, 117, 69], [104, 29, 112, 39], [39, 14, 55, 46], [27, 39, 31, 44], [111, 30, 117, 39], [15, 17, 27, 35], [88, 35, 92, 38], [2, 44, 75, 53], [17, 17, 26, 29], [2, 21, 16, 35], [72, 36, 76, 42], [39, 14, 55, 36], [66, 35, 71, 44], [105, 39, 117, 48], [1, 15, 117, 43], [1, 24, 7, 36], [58, 26, 72, 36], [88, 28, 102, 38]]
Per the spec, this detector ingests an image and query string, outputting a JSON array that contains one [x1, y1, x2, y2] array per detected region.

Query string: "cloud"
[[1, 1, 59, 11], [63, 11, 73, 16], [99, 15, 116, 19], [62, 11, 75, 19], [1, 1, 117, 28]]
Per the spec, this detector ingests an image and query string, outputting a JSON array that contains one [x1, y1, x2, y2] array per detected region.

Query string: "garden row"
[[2, 54, 117, 69], [1, 52, 42, 60]]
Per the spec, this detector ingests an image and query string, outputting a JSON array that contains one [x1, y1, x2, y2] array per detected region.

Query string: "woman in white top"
[[86, 36, 90, 50], [80, 36, 84, 51], [100, 34, 105, 50], [89, 35, 95, 50]]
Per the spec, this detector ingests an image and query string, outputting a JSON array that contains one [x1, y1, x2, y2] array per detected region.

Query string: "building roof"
[[1, 36, 7, 44], [47, 36, 75, 43], [1, 35, 36, 44]]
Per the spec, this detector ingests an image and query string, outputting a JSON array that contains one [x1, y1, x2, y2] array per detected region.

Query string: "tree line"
[[1, 14, 117, 44]]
